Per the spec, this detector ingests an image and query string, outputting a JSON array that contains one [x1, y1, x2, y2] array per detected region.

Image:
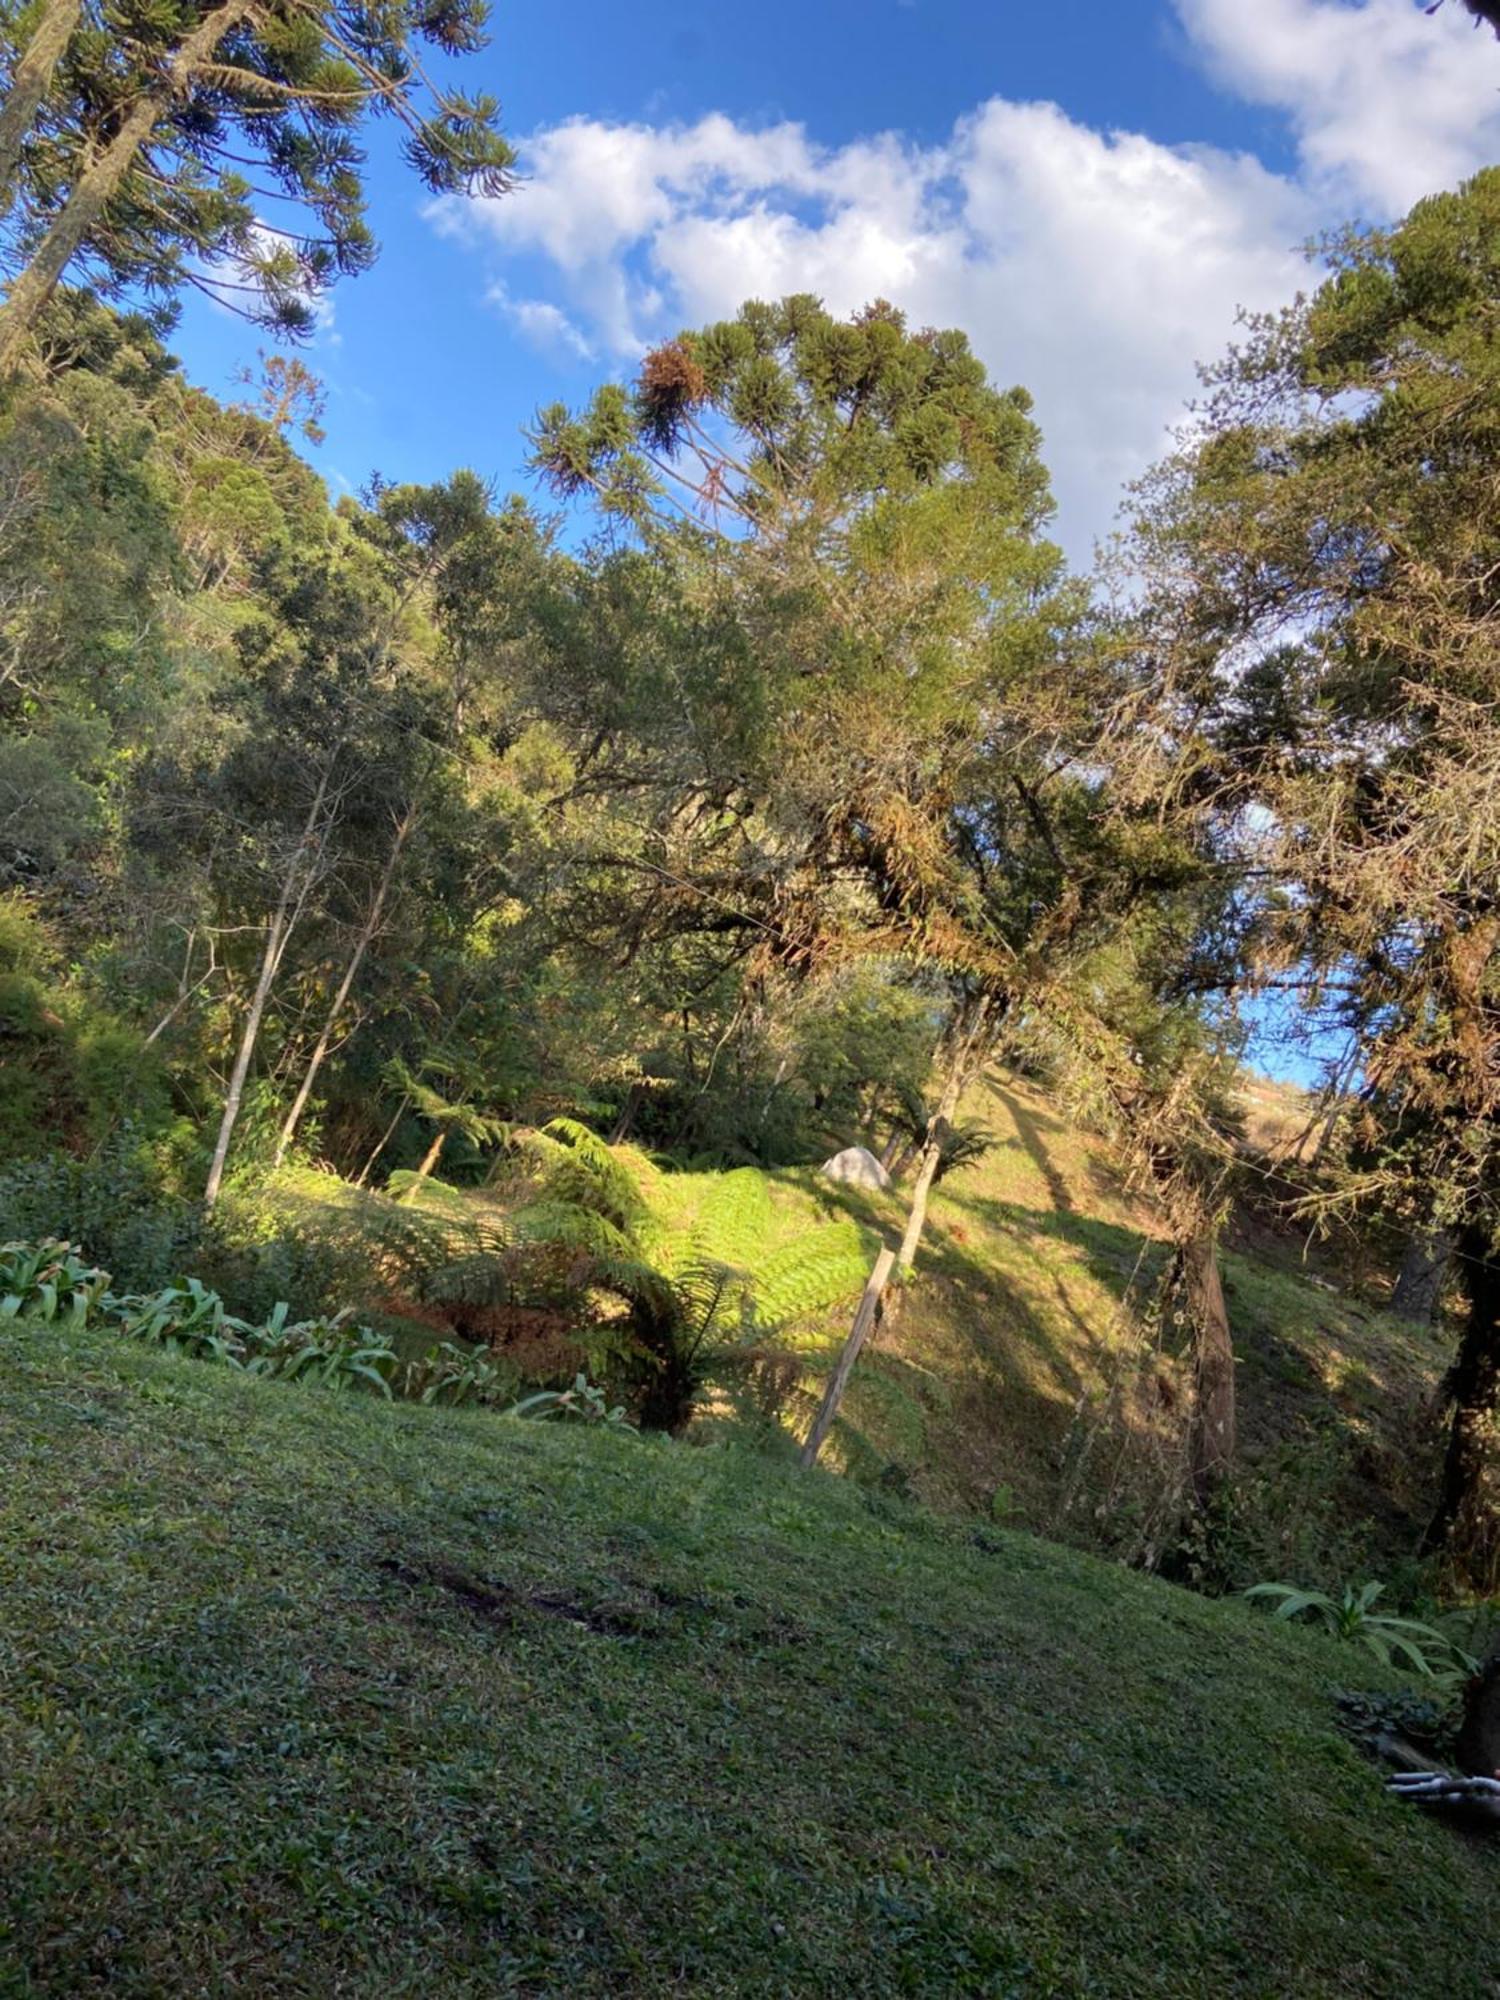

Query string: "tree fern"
[[678, 1167, 774, 1273], [749, 1222, 871, 1330]]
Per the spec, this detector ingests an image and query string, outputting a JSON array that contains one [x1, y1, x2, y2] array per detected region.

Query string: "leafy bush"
[[1244, 1579, 1479, 1683], [0, 1133, 204, 1295], [506, 1373, 635, 1430], [241, 1304, 398, 1395], [401, 1339, 516, 1408], [0, 1238, 112, 1326], [0, 894, 170, 1156]]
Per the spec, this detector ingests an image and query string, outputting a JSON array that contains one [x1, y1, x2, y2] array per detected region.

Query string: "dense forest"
[[4, 63, 1500, 1597], [4, 2, 1500, 1989]]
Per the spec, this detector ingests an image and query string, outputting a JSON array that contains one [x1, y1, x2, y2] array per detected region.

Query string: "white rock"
[[819, 1145, 890, 1190]]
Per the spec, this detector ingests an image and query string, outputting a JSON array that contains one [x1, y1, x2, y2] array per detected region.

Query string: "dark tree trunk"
[[1458, 1643, 1500, 1779], [609, 1083, 643, 1145], [1181, 1225, 1235, 1506], [1422, 1226, 1500, 1556], [1391, 1228, 1451, 1324]]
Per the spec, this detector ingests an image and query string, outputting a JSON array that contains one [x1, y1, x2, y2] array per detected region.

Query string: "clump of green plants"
[[1245, 1579, 1479, 1684], [401, 1338, 517, 1408], [106, 1276, 401, 1391], [110, 1275, 251, 1365], [240, 1303, 400, 1394], [506, 1372, 635, 1430], [0, 1238, 112, 1327]]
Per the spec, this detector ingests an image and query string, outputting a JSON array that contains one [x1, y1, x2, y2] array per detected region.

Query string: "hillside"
[[1, 1315, 1494, 1998], [269, 1064, 1450, 1590], [809, 1069, 1453, 1583]]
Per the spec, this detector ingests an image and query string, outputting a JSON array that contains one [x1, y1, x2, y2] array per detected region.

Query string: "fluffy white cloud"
[[431, 1, 1499, 557], [1176, 0, 1500, 212], [435, 104, 1309, 556]]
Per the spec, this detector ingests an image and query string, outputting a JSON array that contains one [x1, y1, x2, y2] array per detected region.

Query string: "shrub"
[[1244, 1579, 1479, 1684], [506, 1373, 635, 1430], [0, 1238, 112, 1326]]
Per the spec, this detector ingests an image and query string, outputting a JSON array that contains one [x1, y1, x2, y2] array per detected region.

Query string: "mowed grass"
[[2, 1321, 1496, 1997]]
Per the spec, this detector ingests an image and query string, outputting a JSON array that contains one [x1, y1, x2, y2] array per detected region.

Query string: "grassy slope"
[[277, 1066, 1452, 1576], [718, 1071, 1450, 1573], [2, 1319, 1495, 1997]]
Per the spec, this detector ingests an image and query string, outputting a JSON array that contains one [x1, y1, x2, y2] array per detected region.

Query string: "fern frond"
[[680, 1167, 775, 1273], [749, 1221, 872, 1331]]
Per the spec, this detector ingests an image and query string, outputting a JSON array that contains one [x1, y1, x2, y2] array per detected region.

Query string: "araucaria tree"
[[1132, 167, 1500, 1576], [0, 0, 515, 373], [532, 297, 1236, 1476]]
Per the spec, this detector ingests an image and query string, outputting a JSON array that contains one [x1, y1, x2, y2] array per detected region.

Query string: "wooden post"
[[799, 1248, 895, 1469]]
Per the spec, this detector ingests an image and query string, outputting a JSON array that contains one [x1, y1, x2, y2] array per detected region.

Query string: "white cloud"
[[431, 1, 1500, 557], [488, 285, 595, 362], [1175, 0, 1500, 213], [436, 105, 1310, 557]]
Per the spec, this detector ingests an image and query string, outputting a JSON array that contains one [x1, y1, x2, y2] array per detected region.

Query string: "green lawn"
[[1, 1320, 1494, 1997]]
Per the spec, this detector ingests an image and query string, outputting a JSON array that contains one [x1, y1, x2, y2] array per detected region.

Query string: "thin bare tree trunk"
[[0, 0, 252, 376], [1182, 1224, 1235, 1505], [272, 807, 413, 1167], [799, 1250, 895, 1468], [800, 997, 991, 1467], [143, 930, 219, 1046], [355, 1096, 407, 1188], [203, 763, 331, 1213], [0, 0, 82, 211], [404, 1128, 447, 1189]]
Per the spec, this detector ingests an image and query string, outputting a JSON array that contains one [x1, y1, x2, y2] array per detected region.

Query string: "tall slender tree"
[[0, 0, 515, 373]]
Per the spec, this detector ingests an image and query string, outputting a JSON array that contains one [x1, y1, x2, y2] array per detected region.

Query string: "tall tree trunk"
[[0, 0, 252, 376], [203, 764, 331, 1213], [1422, 1226, 1500, 1556], [1391, 1227, 1451, 1325], [799, 997, 990, 1468], [272, 807, 413, 1167], [1181, 1224, 1235, 1506], [799, 1250, 895, 1468], [407, 1128, 447, 1187], [354, 1096, 407, 1188], [0, 0, 83, 213], [1457, 1640, 1500, 1779]]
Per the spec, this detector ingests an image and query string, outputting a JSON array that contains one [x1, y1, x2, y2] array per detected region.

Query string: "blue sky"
[[171, 0, 1500, 567]]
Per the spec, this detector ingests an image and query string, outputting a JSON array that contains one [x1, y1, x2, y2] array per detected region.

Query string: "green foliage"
[[505, 1372, 636, 1431], [0, 1237, 110, 1326], [1244, 1580, 1479, 1683], [401, 1338, 516, 1409], [0, 895, 170, 1156]]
